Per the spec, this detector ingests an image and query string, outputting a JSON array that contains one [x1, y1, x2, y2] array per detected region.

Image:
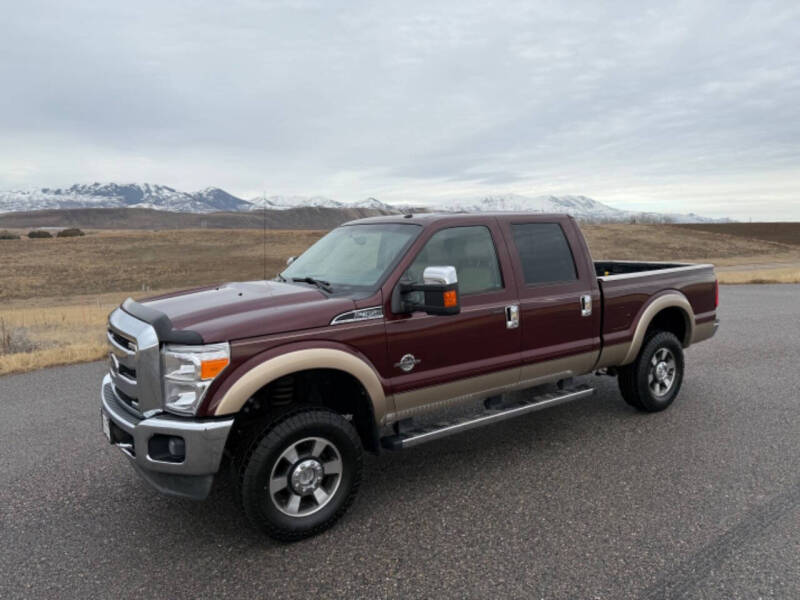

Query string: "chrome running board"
[[381, 385, 595, 450]]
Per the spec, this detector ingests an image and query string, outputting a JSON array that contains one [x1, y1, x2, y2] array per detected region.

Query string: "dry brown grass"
[[1, 343, 107, 376], [675, 222, 800, 246], [0, 229, 329, 375], [0, 230, 323, 375], [582, 224, 800, 284], [1, 224, 799, 375], [716, 267, 800, 284], [0, 289, 187, 375], [581, 224, 796, 261], [0, 302, 111, 375], [0, 229, 324, 301]]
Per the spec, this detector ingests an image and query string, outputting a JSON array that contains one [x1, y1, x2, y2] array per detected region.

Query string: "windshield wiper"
[[275, 273, 287, 282], [291, 276, 333, 293]]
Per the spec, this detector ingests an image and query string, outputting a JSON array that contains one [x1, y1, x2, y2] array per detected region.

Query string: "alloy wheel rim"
[[648, 347, 677, 397], [268, 436, 343, 517]]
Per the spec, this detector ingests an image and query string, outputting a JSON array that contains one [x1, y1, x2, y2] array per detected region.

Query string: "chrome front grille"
[[108, 329, 136, 353], [107, 327, 138, 411], [107, 308, 163, 416]]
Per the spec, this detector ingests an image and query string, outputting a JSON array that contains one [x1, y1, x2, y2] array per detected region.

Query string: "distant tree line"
[[0, 228, 85, 240]]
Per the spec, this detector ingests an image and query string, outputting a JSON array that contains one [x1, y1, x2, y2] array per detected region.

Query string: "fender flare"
[[620, 292, 695, 365], [212, 345, 390, 424]]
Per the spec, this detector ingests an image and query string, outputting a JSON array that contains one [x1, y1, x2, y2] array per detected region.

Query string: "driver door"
[[382, 221, 521, 420]]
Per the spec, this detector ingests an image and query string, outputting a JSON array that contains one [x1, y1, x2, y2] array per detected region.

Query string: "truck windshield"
[[280, 223, 420, 291]]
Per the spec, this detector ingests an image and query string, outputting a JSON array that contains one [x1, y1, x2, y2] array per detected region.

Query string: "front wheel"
[[618, 331, 685, 412], [238, 409, 362, 541]]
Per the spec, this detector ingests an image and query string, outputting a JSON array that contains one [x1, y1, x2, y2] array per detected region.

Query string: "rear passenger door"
[[382, 222, 521, 419], [499, 218, 601, 385]]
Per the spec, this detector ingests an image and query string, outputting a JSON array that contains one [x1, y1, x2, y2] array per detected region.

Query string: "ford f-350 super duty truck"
[[101, 213, 719, 540]]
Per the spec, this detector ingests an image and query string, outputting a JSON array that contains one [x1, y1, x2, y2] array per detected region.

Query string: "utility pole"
[[263, 192, 267, 280]]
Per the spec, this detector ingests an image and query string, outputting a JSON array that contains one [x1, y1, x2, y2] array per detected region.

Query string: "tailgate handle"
[[580, 294, 592, 317]]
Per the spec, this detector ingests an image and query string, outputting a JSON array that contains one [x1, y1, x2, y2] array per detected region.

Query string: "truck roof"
[[344, 212, 574, 227]]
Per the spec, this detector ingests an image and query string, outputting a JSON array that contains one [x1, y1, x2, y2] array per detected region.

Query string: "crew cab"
[[100, 213, 719, 540]]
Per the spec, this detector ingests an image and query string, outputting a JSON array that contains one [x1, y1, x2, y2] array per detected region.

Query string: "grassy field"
[[1, 299, 114, 375], [0, 229, 323, 301], [0, 229, 324, 375], [1, 223, 798, 375], [675, 222, 800, 246]]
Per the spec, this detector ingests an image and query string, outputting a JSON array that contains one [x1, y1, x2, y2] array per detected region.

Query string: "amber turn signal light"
[[200, 357, 230, 380], [443, 290, 458, 308]]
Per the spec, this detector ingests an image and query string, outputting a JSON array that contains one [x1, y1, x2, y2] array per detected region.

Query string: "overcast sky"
[[1, 0, 798, 219]]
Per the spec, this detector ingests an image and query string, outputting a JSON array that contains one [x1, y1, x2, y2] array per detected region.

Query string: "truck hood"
[[138, 281, 356, 343]]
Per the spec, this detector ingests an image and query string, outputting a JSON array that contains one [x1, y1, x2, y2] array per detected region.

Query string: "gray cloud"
[[1, 0, 798, 219]]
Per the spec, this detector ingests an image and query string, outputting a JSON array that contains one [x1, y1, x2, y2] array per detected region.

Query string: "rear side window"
[[510, 223, 578, 285]]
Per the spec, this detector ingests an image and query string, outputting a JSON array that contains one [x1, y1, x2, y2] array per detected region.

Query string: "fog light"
[[168, 437, 185, 460], [148, 434, 186, 463]]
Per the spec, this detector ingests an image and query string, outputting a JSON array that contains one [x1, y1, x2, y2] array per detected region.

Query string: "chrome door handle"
[[505, 305, 519, 329], [580, 294, 592, 317]]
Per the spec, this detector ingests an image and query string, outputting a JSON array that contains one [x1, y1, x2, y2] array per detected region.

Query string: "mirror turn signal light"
[[200, 357, 230, 380], [443, 290, 458, 308]]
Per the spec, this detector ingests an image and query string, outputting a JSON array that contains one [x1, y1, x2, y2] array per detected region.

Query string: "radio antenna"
[[263, 191, 267, 280]]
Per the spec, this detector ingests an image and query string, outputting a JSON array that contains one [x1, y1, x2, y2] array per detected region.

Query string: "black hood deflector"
[[122, 298, 204, 345]]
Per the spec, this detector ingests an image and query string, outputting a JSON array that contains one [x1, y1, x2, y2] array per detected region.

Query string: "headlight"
[[162, 343, 230, 415]]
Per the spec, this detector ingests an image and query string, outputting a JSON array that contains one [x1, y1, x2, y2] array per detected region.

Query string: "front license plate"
[[101, 412, 111, 443]]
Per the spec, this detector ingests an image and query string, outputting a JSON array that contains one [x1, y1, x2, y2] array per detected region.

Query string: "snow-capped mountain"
[[435, 194, 627, 220], [425, 194, 727, 222], [351, 197, 396, 211], [247, 195, 399, 212], [247, 195, 345, 210], [0, 182, 728, 222], [0, 183, 252, 214], [193, 187, 253, 212]]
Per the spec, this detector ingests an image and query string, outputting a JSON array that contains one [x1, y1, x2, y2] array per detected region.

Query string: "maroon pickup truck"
[[100, 213, 719, 540]]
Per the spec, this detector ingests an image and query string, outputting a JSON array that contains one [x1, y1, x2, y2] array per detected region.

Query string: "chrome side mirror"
[[286, 256, 297, 266], [422, 265, 457, 286], [399, 265, 460, 316]]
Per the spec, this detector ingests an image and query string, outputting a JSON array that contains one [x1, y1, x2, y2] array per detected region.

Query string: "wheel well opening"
[[229, 368, 379, 453], [646, 307, 689, 346]]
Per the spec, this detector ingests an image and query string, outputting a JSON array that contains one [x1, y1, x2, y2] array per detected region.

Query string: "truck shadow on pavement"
[[137, 380, 646, 546]]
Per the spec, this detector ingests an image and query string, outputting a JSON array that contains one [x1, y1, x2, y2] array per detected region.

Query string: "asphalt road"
[[1, 285, 799, 599]]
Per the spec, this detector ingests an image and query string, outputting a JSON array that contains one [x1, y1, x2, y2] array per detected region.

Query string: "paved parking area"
[[1, 285, 798, 599]]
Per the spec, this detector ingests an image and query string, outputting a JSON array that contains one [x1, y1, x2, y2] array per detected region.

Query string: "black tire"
[[228, 407, 298, 507], [618, 331, 684, 412], [238, 408, 362, 541], [227, 420, 263, 508]]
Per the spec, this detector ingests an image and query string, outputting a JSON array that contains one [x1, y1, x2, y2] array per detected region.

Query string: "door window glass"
[[404, 226, 503, 295], [510, 223, 577, 284]]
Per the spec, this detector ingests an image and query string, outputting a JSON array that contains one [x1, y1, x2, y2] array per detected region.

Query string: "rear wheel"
[[238, 408, 362, 541], [618, 331, 684, 412]]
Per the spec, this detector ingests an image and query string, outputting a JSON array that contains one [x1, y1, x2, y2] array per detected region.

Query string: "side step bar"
[[381, 385, 595, 450]]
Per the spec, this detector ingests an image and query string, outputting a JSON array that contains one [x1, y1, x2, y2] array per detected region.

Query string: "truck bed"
[[594, 260, 718, 363], [595, 260, 699, 278]]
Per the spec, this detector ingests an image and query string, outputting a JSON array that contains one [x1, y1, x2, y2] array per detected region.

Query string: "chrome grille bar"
[[107, 308, 163, 415]]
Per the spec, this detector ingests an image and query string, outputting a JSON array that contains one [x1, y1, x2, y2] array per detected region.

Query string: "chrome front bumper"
[[100, 375, 233, 500]]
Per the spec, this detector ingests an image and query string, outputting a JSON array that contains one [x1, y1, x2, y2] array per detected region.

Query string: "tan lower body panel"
[[691, 319, 717, 345], [390, 367, 519, 421], [389, 351, 598, 423], [518, 350, 599, 387], [593, 315, 715, 372], [593, 343, 629, 370]]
